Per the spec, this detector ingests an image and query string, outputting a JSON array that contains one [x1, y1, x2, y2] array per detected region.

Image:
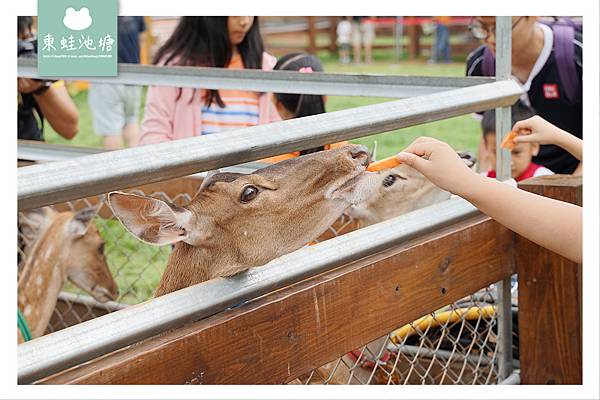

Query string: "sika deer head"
[[62, 207, 118, 302], [349, 151, 476, 226], [108, 144, 379, 293]]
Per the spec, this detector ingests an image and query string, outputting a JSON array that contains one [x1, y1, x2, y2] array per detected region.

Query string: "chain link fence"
[[18, 183, 514, 384]]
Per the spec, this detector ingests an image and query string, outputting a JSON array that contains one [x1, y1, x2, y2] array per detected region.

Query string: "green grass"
[[44, 58, 481, 303]]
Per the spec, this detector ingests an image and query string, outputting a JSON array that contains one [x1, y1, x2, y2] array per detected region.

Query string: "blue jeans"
[[433, 24, 450, 62]]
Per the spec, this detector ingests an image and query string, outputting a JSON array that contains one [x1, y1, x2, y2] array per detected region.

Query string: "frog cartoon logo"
[[62, 7, 93, 31]]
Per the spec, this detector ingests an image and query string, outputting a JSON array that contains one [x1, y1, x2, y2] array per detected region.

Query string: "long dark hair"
[[153, 17, 264, 107], [274, 52, 327, 155], [274, 52, 326, 119]]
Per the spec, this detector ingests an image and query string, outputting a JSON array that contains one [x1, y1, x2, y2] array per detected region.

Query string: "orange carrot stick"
[[367, 155, 402, 172], [501, 131, 518, 150]]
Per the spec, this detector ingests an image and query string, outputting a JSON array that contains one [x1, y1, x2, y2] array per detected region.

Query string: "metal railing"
[[18, 79, 522, 210], [18, 57, 494, 98]]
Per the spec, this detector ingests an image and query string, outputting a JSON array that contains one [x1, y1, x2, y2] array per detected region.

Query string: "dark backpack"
[[481, 18, 582, 104]]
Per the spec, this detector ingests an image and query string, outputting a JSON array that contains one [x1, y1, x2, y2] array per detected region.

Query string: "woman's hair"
[[481, 100, 536, 137], [274, 52, 326, 155], [274, 52, 326, 119], [153, 17, 264, 107], [18, 16, 33, 37]]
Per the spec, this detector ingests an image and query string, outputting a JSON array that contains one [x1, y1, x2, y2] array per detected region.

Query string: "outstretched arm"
[[397, 137, 582, 264]]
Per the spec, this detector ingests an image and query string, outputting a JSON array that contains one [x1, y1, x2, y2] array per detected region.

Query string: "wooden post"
[[407, 22, 421, 60], [516, 175, 582, 384], [329, 16, 338, 54], [307, 17, 317, 54]]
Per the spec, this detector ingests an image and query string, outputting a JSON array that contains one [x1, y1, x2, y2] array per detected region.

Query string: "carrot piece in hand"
[[501, 131, 518, 150], [367, 155, 402, 172]]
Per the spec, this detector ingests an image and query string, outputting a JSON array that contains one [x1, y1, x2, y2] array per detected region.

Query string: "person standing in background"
[[466, 16, 582, 175], [336, 17, 352, 64], [429, 16, 451, 63], [352, 17, 376, 64], [17, 16, 79, 141], [139, 17, 280, 145], [88, 16, 146, 150]]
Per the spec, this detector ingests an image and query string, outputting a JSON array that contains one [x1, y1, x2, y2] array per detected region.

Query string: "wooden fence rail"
[[38, 214, 515, 384]]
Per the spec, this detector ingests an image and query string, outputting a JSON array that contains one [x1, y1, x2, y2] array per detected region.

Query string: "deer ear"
[[107, 191, 195, 246], [69, 205, 100, 237]]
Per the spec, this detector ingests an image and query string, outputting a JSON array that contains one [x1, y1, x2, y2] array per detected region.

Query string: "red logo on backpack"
[[543, 84, 560, 99]]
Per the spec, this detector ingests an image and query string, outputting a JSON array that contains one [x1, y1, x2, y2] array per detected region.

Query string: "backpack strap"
[[551, 23, 580, 104], [481, 46, 496, 77]]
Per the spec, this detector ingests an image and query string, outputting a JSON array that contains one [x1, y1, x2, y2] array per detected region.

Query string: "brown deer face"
[[349, 151, 476, 226], [108, 144, 379, 270], [64, 208, 118, 303]]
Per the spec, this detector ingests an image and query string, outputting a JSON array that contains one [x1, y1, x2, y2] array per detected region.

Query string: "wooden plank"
[[307, 17, 317, 54], [38, 215, 515, 384], [328, 17, 338, 54], [516, 175, 582, 384], [407, 24, 421, 59]]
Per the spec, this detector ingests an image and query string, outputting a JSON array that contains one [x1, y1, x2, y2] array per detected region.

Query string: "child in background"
[[139, 17, 280, 145], [261, 52, 347, 163], [512, 115, 583, 174], [336, 17, 352, 64], [481, 101, 553, 181], [396, 137, 581, 264]]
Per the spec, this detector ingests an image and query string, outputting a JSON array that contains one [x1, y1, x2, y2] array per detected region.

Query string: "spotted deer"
[[108, 144, 378, 297], [17, 207, 118, 343]]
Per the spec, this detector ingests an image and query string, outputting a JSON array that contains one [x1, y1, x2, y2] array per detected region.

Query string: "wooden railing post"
[[307, 17, 317, 54], [516, 175, 582, 384]]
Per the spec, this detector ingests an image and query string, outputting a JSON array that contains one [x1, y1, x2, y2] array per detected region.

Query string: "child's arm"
[[512, 116, 583, 161], [396, 137, 582, 264]]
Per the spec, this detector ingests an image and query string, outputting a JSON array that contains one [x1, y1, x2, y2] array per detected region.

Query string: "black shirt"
[[466, 30, 582, 174], [18, 92, 44, 141]]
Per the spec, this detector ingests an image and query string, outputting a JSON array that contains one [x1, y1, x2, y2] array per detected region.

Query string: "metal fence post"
[[494, 15, 515, 382]]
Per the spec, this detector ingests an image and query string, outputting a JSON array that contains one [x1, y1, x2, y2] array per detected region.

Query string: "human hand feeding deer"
[[511, 116, 583, 162], [396, 136, 582, 264]]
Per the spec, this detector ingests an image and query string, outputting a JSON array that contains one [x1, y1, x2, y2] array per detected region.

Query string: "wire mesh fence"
[[17, 183, 513, 384]]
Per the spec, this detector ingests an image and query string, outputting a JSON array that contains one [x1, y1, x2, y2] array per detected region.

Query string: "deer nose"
[[350, 146, 370, 167]]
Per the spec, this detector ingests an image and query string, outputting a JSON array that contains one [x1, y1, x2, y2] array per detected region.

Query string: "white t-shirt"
[[337, 20, 352, 44]]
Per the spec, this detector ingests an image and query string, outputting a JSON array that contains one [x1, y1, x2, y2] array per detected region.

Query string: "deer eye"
[[382, 174, 407, 188], [382, 175, 396, 187], [240, 185, 259, 203]]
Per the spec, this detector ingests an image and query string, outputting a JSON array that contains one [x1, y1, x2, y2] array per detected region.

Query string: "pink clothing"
[[139, 53, 281, 145]]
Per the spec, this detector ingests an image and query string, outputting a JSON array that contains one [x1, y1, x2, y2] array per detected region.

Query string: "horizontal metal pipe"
[[18, 80, 522, 210], [18, 197, 480, 384], [498, 371, 521, 385], [18, 140, 105, 162], [17, 141, 267, 177], [19, 58, 494, 98]]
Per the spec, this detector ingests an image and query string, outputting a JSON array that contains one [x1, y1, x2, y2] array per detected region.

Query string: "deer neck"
[[17, 215, 70, 340], [154, 243, 216, 297], [401, 183, 451, 214]]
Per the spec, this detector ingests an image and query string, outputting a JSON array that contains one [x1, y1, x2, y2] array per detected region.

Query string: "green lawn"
[[43, 58, 482, 304]]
